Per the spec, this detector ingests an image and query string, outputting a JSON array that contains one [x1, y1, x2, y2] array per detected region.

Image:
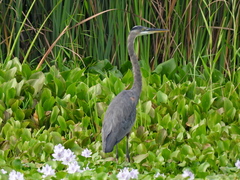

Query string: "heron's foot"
[[126, 154, 130, 162], [115, 155, 119, 162]]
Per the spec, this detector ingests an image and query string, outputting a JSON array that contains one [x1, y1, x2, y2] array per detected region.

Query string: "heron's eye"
[[131, 25, 143, 31]]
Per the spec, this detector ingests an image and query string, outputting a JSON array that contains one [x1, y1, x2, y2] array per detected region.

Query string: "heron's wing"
[[102, 90, 138, 152]]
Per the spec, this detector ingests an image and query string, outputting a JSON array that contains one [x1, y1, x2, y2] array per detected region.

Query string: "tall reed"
[[0, 0, 239, 78]]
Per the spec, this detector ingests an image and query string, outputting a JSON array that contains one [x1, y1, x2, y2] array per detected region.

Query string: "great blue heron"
[[102, 25, 168, 161]]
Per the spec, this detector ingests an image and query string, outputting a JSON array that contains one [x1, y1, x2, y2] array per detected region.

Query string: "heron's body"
[[102, 89, 139, 152], [102, 25, 168, 161]]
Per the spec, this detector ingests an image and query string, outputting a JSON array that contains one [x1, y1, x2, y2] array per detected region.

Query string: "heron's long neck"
[[127, 34, 142, 97]]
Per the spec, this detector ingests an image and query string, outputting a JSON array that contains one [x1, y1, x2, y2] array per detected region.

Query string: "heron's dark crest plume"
[[102, 25, 168, 161]]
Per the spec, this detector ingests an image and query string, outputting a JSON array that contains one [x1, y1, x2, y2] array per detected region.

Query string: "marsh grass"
[[0, 0, 239, 179]]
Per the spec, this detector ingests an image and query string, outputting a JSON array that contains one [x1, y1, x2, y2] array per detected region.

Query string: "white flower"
[[182, 169, 194, 180], [66, 161, 81, 174], [52, 144, 65, 161], [52, 144, 76, 165], [117, 167, 138, 180], [81, 148, 92, 158], [82, 165, 93, 172], [9, 170, 25, 180], [0, 169, 7, 174], [61, 149, 76, 165], [38, 164, 55, 178], [117, 168, 131, 180], [154, 172, 166, 178], [129, 169, 139, 179], [235, 159, 240, 169]]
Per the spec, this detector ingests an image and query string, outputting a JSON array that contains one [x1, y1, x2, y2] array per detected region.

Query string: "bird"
[[102, 25, 168, 162]]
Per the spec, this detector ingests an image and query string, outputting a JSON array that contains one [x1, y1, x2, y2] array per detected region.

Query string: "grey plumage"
[[102, 26, 168, 161]]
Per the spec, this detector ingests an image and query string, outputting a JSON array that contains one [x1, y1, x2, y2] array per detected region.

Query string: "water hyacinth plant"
[[182, 169, 195, 180], [0, 0, 239, 179]]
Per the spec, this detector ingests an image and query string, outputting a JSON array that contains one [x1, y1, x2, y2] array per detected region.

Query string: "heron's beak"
[[140, 28, 169, 35]]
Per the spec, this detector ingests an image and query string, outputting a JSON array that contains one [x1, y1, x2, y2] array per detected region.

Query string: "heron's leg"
[[116, 144, 118, 161], [126, 133, 130, 162]]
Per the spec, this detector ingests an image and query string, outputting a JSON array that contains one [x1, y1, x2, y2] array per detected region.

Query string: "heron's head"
[[130, 25, 168, 36]]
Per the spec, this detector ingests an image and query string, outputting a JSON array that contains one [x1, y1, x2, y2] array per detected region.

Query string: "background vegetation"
[[0, 0, 239, 179]]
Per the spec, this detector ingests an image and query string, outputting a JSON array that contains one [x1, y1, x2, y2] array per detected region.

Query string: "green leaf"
[[82, 116, 90, 129], [57, 115, 67, 131], [155, 129, 167, 145], [66, 83, 77, 96], [43, 97, 55, 111], [137, 143, 147, 154], [142, 101, 152, 114], [162, 148, 171, 160], [4, 67, 17, 81], [22, 64, 32, 79], [114, 79, 125, 94], [198, 162, 210, 172], [27, 71, 45, 96], [36, 103, 45, 122], [181, 144, 194, 156], [201, 91, 212, 112], [50, 106, 60, 124], [14, 109, 25, 121], [157, 90, 168, 104], [12, 159, 22, 170], [22, 129, 31, 141], [223, 97, 236, 121], [133, 153, 148, 163], [43, 143, 54, 154], [64, 138, 76, 149], [153, 58, 177, 76], [50, 132, 62, 144]]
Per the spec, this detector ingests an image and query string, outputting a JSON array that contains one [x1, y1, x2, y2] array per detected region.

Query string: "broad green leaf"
[[142, 101, 152, 114], [22, 63, 32, 79], [153, 58, 177, 76], [201, 91, 212, 112], [114, 78, 125, 94], [36, 103, 45, 122], [223, 97, 236, 121], [4, 67, 17, 81], [176, 132, 184, 142], [207, 110, 221, 130], [181, 144, 194, 156], [12, 159, 22, 170], [89, 84, 102, 97], [50, 106, 60, 124], [67, 68, 85, 83], [161, 113, 171, 129], [66, 82, 77, 96], [161, 148, 171, 160], [15, 80, 24, 96], [57, 115, 67, 131], [43, 96, 55, 111], [155, 129, 167, 145], [198, 162, 210, 172], [230, 125, 240, 135], [43, 143, 54, 154], [54, 77, 66, 97], [122, 69, 133, 84], [27, 71, 45, 96], [41, 88, 52, 104], [22, 129, 31, 141], [82, 116, 90, 129], [157, 90, 168, 104], [14, 109, 25, 121], [133, 153, 148, 163], [137, 143, 147, 154], [11, 57, 22, 72], [64, 138, 76, 149], [50, 132, 62, 145]]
